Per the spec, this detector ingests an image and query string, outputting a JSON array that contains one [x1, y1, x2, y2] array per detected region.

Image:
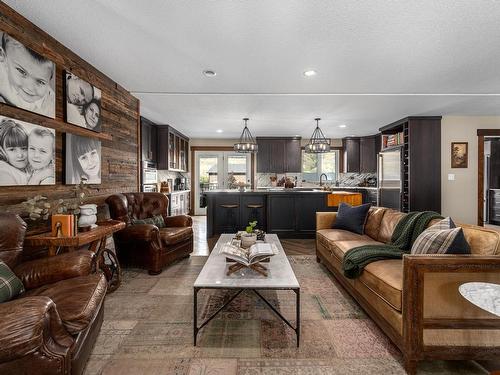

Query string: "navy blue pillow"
[[332, 202, 371, 235]]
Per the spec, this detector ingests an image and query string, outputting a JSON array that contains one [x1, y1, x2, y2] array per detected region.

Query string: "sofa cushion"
[[364, 207, 387, 240], [159, 227, 193, 246], [131, 214, 165, 228], [27, 273, 107, 334], [411, 217, 471, 255], [332, 238, 385, 261], [377, 209, 407, 243], [359, 259, 403, 311], [333, 203, 371, 234], [0, 261, 24, 302]]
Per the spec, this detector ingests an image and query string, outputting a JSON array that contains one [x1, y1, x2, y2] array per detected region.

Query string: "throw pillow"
[[411, 217, 470, 255], [332, 202, 371, 235], [131, 215, 166, 228], [0, 261, 25, 303]]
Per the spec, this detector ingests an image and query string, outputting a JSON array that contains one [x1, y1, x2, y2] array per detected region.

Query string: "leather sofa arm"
[[316, 212, 337, 231], [14, 250, 93, 290], [0, 296, 73, 363], [164, 215, 192, 228], [115, 224, 160, 242]]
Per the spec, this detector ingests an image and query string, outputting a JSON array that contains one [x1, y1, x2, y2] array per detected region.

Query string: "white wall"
[[441, 116, 500, 224]]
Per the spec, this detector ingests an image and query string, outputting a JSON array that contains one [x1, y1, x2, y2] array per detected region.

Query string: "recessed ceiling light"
[[216, 129, 223, 133], [303, 70, 317, 77], [203, 70, 216, 77], [339, 124, 347, 128]]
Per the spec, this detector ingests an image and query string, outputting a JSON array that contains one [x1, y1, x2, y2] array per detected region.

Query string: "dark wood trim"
[[477, 129, 500, 136], [478, 135, 485, 226], [424, 319, 500, 329], [190, 146, 234, 151], [379, 116, 442, 133]]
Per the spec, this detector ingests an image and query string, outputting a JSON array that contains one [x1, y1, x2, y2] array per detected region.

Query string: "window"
[[301, 150, 339, 182]]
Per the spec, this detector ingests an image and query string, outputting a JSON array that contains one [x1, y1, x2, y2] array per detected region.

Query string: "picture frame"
[[0, 115, 56, 186], [451, 142, 468, 168], [64, 71, 102, 132], [0, 31, 56, 118], [65, 133, 101, 184]]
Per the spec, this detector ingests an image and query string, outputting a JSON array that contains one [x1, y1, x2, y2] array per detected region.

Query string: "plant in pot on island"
[[241, 221, 257, 248]]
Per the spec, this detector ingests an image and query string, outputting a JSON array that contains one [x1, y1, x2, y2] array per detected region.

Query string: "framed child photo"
[[64, 71, 102, 132], [451, 142, 468, 168], [0, 115, 55, 186], [65, 133, 101, 185], [0, 32, 56, 118]]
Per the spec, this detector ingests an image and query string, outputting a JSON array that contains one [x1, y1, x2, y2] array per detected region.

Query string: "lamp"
[[304, 118, 331, 153], [234, 118, 258, 153]]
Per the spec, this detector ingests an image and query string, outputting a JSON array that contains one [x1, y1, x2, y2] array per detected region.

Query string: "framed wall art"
[[0, 32, 56, 118], [65, 71, 102, 132], [451, 142, 468, 168], [65, 134, 101, 184], [0, 115, 55, 186]]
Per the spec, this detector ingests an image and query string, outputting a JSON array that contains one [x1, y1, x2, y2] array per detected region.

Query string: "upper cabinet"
[[141, 117, 158, 162], [157, 126, 189, 172], [256, 137, 302, 173], [343, 135, 380, 173]]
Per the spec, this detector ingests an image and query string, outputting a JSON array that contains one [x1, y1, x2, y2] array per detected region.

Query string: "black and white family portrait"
[[0, 115, 55, 186], [0, 32, 56, 118], [65, 71, 102, 132], [65, 134, 101, 184]]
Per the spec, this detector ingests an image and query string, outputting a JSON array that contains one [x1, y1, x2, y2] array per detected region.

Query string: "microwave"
[[142, 161, 157, 185]]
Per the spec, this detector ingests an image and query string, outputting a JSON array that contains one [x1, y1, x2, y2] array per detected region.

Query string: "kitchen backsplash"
[[256, 172, 376, 187]]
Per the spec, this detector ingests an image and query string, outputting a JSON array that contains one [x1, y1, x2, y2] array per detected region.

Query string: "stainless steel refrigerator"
[[377, 148, 403, 210]]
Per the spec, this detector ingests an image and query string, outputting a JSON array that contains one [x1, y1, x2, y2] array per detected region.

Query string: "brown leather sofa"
[[316, 207, 500, 375], [0, 213, 107, 375], [106, 192, 193, 274]]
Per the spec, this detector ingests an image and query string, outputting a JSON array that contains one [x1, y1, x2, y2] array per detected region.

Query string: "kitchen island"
[[203, 188, 346, 239]]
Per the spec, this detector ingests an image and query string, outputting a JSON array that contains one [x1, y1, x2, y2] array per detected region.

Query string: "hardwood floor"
[[191, 216, 316, 256]]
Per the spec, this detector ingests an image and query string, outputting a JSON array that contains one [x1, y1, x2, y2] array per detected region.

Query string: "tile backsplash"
[[256, 172, 376, 187], [157, 170, 191, 188]]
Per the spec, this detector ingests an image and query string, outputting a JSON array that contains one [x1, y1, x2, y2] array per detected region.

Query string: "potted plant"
[[241, 220, 257, 248]]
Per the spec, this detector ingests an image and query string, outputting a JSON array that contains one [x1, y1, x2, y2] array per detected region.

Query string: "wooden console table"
[[25, 220, 125, 292]]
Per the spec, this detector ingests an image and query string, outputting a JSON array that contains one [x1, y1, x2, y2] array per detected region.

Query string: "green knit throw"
[[342, 211, 442, 279]]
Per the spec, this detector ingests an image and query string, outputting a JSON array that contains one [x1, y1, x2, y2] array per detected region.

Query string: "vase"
[[241, 233, 257, 248], [78, 204, 98, 228]]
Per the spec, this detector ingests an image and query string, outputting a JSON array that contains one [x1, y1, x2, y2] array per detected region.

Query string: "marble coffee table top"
[[194, 233, 299, 289], [459, 282, 500, 317]]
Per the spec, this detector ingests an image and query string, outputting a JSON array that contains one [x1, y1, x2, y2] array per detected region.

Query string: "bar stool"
[[220, 204, 239, 233], [247, 203, 264, 227]]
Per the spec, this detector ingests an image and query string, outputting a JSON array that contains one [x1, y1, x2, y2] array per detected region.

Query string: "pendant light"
[[304, 118, 331, 153], [234, 118, 258, 153]]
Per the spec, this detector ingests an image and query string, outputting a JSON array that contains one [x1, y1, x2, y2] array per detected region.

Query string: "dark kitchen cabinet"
[[360, 135, 380, 173], [267, 195, 296, 234], [295, 194, 328, 233], [257, 137, 302, 173], [343, 135, 380, 173], [240, 195, 266, 230], [157, 126, 189, 172], [141, 117, 157, 162], [343, 137, 360, 172]]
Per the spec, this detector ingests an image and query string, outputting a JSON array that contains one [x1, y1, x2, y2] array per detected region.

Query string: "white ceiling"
[[6, 0, 500, 138]]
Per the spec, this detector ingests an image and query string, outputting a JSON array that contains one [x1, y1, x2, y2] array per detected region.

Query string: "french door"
[[194, 151, 251, 215]]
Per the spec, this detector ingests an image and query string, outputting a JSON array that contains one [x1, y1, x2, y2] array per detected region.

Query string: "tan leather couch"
[[0, 213, 107, 375], [316, 207, 500, 375]]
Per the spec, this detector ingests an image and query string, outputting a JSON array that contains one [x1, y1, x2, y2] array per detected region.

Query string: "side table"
[[25, 220, 125, 293]]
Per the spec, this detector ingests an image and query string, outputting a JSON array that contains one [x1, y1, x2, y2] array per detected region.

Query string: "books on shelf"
[[382, 132, 405, 149], [51, 214, 78, 237], [219, 240, 279, 267]]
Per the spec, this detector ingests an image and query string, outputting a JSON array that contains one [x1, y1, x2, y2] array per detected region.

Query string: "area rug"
[[85, 255, 487, 375]]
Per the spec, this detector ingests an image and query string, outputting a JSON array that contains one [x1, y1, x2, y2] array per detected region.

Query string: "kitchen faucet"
[[319, 173, 328, 186]]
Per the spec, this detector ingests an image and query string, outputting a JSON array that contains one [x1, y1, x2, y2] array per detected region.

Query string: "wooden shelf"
[[0, 103, 112, 141]]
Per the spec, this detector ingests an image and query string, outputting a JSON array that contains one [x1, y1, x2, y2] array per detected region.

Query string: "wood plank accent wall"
[[0, 3, 140, 228]]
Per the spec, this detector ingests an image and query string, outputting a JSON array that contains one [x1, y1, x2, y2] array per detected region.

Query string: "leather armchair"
[[0, 213, 107, 375], [106, 192, 193, 275]]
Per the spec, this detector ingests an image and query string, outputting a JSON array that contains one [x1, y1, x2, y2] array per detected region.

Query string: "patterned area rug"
[[85, 255, 487, 375]]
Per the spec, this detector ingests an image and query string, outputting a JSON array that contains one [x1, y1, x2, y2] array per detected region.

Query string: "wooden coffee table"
[[193, 233, 300, 346]]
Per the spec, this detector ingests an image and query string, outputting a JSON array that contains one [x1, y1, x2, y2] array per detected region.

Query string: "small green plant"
[[245, 220, 257, 234]]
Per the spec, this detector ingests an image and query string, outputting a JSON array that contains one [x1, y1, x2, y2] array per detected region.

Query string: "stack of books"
[[51, 214, 79, 237], [383, 132, 404, 148]]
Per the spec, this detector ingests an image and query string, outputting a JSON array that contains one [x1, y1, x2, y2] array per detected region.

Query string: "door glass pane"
[[199, 157, 219, 193], [321, 152, 337, 181], [227, 155, 248, 189]]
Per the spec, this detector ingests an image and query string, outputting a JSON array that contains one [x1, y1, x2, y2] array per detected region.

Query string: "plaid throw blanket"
[[342, 211, 442, 279]]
